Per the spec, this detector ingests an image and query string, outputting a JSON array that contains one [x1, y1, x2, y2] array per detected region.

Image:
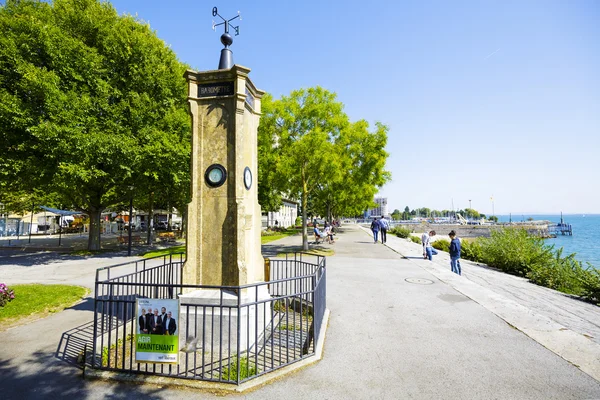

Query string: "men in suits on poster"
[[139, 308, 149, 333], [163, 311, 177, 336], [149, 308, 163, 335]]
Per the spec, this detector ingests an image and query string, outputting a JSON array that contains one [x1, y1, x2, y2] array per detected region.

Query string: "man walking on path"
[[449, 230, 462, 275], [421, 230, 438, 260], [379, 216, 389, 243], [370, 218, 381, 243]]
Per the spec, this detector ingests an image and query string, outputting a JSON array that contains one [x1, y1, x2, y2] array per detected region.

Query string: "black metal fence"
[[91, 253, 326, 385]]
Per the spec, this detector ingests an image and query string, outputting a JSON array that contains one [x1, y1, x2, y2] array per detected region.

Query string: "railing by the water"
[[90, 253, 326, 385]]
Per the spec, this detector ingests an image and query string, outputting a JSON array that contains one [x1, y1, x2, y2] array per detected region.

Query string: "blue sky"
[[109, 0, 599, 215]]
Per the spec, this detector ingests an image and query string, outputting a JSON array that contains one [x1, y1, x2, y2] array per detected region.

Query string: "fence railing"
[[91, 252, 326, 385]]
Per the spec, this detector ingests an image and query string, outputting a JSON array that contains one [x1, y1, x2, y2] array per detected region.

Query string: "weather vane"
[[212, 7, 241, 70]]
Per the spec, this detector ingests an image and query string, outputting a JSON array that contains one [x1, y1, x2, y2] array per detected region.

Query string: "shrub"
[[432, 239, 450, 252], [0, 283, 15, 307], [410, 236, 421, 244], [526, 247, 585, 294], [478, 228, 550, 276], [578, 265, 600, 305], [390, 226, 411, 239], [461, 239, 484, 263]]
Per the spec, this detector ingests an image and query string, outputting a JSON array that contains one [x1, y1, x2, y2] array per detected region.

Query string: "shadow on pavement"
[[0, 349, 165, 399], [0, 251, 131, 267]]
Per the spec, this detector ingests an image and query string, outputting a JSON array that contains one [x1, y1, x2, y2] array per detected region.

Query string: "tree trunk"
[[88, 208, 102, 250], [147, 192, 154, 245], [302, 189, 308, 251], [167, 205, 172, 231]]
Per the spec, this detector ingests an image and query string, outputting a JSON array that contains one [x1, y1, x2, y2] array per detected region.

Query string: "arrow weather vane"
[[212, 7, 241, 69]]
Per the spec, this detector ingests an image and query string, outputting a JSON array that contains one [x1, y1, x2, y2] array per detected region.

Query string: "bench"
[[117, 235, 142, 244], [158, 232, 177, 243]]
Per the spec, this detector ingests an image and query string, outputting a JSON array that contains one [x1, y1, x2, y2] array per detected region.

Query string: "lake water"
[[496, 214, 600, 269]]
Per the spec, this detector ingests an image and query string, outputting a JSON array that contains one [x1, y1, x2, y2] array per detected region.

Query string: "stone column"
[[180, 66, 269, 352], [183, 65, 265, 287]]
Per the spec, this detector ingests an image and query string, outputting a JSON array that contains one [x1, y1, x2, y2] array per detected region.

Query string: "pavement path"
[[0, 224, 599, 399]]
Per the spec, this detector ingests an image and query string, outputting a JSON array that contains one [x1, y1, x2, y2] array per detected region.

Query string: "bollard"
[[264, 258, 270, 282]]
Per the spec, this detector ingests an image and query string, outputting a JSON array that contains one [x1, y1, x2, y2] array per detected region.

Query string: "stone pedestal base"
[[178, 286, 272, 354]]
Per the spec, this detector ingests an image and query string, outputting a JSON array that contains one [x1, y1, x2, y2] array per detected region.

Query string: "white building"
[[262, 199, 298, 229], [367, 197, 388, 218]]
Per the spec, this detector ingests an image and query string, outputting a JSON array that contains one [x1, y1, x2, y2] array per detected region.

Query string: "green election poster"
[[135, 298, 179, 364]]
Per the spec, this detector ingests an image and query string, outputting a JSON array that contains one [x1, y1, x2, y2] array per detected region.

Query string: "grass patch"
[[142, 245, 185, 258], [221, 356, 258, 381], [261, 234, 294, 244], [0, 284, 89, 329], [278, 323, 298, 331], [261, 229, 299, 244]]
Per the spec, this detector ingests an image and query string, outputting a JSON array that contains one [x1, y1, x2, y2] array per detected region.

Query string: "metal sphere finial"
[[221, 33, 233, 48]]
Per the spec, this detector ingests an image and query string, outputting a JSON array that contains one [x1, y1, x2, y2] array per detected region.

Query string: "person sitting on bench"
[[324, 224, 335, 244], [313, 223, 324, 243]]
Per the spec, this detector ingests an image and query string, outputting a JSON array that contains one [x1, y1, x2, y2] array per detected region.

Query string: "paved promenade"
[[1, 224, 599, 399]]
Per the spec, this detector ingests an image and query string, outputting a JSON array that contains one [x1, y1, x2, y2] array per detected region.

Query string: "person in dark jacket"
[[139, 308, 149, 333], [449, 230, 462, 275], [370, 218, 381, 243], [163, 311, 177, 335]]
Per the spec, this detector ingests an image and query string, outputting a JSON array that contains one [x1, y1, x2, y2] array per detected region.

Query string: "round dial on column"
[[244, 167, 252, 190], [205, 164, 227, 187]]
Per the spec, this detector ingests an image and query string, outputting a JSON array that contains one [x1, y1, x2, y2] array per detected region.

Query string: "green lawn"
[[261, 229, 301, 244], [0, 284, 89, 329], [142, 245, 186, 258]]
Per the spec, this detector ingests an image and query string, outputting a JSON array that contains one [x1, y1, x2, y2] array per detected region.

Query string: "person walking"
[[449, 230, 462, 275], [370, 218, 381, 243], [422, 230, 438, 260], [379, 216, 389, 244]]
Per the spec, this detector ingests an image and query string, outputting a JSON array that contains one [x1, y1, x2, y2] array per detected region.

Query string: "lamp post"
[[468, 199, 472, 220], [128, 187, 134, 256]]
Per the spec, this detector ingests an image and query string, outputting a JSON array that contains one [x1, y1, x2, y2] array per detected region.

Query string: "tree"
[[391, 209, 401, 220], [310, 120, 390, 221], [0, 0, 190, 250], [257, 93, 284, 212], [261, 87, 390, 250]]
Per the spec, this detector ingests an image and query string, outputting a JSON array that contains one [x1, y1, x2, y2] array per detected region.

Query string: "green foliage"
[[257, 87, 390, 249], [0, 0, 190, 250], [390, 226, 411, 238], [461, 240, 484, 262], [257, 93, 283, 212], [410, 236, 422, 244], [526, 247, 585, 295], [579, 267, 600, 305], [221, 356, 258, 381], [478, 229, 549, 276], [432, 239, 450, 252]]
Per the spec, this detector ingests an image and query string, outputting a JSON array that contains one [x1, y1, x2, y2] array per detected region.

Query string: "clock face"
[[205, 164, 226, 187], [209, 168, 223, 183], [244, 167, 252, 190]]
